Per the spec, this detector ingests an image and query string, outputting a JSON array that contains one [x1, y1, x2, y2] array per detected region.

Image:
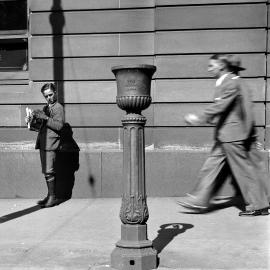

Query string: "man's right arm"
[[197, 80, 239, 124]]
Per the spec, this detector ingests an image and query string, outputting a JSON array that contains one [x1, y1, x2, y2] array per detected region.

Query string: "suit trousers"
[[191, 140, 269, 211], [248, 141, 270, 202], [39, 150, 57, 175]]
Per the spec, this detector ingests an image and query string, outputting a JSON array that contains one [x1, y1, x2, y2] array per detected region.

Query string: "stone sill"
[[0, 141, 268, 153]]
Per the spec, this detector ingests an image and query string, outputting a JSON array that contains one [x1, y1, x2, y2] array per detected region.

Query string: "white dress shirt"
[[215, 73, 230, 87]]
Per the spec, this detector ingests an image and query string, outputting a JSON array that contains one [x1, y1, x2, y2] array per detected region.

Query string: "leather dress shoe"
[[239, 208, 269, 217], [43, 195, 58, 208], [37, 195, 49, 206], [177, 199, 208, 210]]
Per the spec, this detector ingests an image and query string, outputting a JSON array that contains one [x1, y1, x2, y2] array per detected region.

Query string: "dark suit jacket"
[[35, 102, 65, 150], [198, 73, 256, 142]]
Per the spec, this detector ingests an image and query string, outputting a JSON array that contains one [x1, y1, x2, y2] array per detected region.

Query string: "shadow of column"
[[152, 223, 194, 254]]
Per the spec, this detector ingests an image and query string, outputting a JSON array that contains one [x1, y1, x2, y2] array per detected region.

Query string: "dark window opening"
[[0, 0, 27, 33], [0, 39, 28, 71], [0, 0, 28, 71]]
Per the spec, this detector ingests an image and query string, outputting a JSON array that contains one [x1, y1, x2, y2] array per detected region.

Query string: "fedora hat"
[[227, 55, 246, 71]]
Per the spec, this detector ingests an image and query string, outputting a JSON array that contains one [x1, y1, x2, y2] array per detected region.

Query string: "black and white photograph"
[[0, 0, 269, 269]]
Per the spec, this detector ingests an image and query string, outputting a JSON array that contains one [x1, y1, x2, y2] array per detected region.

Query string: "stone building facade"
[[0, 0, 269, 198]]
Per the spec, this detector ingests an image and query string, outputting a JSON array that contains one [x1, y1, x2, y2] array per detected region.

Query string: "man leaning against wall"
[[25, 83, 64, 208]]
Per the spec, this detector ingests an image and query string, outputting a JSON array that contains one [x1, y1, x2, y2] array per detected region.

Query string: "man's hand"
[[184, 113, 200, 125], [33, 109, 49, 120], [25, 115, 32, 124]]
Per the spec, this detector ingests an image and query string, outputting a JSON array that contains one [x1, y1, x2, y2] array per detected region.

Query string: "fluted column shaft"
[[120, 114, 149, 225]]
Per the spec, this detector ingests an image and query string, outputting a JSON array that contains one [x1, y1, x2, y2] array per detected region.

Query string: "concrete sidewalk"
[[0, 198, 269, 270]]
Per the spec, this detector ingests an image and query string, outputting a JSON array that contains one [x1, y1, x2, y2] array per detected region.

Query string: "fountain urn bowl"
[[112, 64, 156, 114]]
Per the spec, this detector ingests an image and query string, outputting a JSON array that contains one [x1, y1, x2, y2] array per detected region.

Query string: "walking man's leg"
[[178, 142, 228, 209], [222, 141, 269, 216], [248, 141, 270, 203]]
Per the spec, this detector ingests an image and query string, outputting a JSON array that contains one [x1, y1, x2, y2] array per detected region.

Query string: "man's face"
[[43, 88, 57, 104], [208, 59, 224, 78]]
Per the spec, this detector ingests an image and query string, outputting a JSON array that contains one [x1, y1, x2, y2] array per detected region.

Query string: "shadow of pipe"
[[0, 205, 41, 224]]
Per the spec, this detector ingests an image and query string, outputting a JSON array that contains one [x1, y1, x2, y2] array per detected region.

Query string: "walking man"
[[178, 54, 270, 216]]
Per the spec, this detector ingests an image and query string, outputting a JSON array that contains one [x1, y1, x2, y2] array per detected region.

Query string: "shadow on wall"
[[49, 0, 97, 196], [50, 0, 78, 200], [88, 175, 96, 190], [50, 0, 65, 103], [55, 123, 80, 200]]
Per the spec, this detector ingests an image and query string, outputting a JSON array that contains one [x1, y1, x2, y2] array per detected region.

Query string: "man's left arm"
[[46, 105, 64, 131]]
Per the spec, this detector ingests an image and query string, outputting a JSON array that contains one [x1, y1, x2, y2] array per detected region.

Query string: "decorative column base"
[[110, 224, 157, 270]]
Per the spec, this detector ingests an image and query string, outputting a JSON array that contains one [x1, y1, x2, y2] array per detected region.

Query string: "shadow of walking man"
[[153, 223, 194, 254]]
